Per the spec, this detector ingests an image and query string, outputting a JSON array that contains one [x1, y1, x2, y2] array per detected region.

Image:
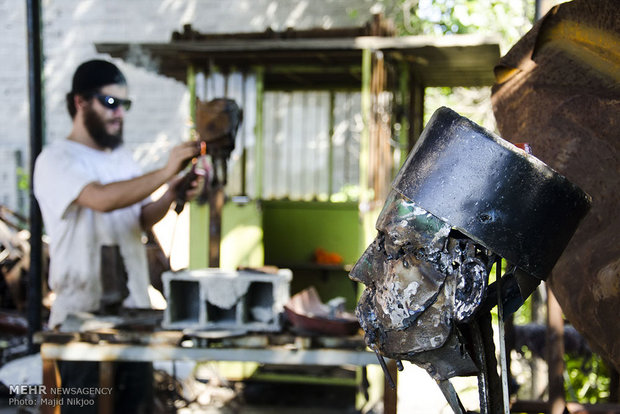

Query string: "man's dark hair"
[[66, 59, 127, 118]]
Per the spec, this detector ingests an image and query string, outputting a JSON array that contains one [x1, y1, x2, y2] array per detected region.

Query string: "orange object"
[[314, 247, 343, 265]]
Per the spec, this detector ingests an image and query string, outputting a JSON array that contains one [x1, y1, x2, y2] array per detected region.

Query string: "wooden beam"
[[359, 48, 371, 206], [547, 285, 566, 414], [254, 66, 265, 200], [408, 70, 424, 152]]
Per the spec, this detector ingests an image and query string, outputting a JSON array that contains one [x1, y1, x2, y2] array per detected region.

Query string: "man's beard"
[[84, 104, 123, 150]]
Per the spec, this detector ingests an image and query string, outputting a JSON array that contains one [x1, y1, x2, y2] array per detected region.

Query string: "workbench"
[[34, 325, 395, 413]]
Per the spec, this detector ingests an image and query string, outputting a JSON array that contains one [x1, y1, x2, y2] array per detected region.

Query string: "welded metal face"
[[351, 106, 591, 380], [350, 190, 491, 378]]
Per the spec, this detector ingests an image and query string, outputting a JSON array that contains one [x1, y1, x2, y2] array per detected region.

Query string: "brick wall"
[[0, 0, 373, 211]]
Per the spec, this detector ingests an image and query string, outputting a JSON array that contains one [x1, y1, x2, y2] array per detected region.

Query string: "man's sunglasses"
[[93, 93, 132, 111]]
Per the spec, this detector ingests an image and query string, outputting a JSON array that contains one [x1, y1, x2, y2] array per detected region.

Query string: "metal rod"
[[26, 0, 44, 354], [436, 379, 466, 414], [471, 319, 491, 414], [496, 258, 511, 414], [372, 346, 396, 390]]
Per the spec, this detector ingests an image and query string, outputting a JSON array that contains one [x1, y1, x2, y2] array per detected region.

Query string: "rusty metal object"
[[350, 107, 591, 412], [194, 98, 243, 187], [193, 98, 243, 267], [99, 245, 129, 315], [283, 287, 359, 336], [491, 0, 620, 371]]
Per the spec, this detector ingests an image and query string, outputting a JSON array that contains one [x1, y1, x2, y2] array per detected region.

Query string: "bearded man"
[[33, 59, 199, 413]]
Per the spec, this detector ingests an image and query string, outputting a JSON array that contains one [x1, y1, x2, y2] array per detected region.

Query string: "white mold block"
[[162, 268, 292, 332]]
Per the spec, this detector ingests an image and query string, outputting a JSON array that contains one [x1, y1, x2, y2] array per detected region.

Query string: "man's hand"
[[164, 141, 201, 177], [139, 142, 202, 228], [170, 172, 203, 208], [77, 141, 199, 214]]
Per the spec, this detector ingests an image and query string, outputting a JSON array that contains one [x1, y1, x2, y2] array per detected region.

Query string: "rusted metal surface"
[[491, 0, 620, 371], [194, 98, 243, 187], [172, 13, 396, 42], [96, 15, 500, 90], [99, 245, 129, 315]]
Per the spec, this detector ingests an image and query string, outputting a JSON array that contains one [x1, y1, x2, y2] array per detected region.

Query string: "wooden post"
[[546, 285, 566, 414], [208, 186, 225, 268], [408, 74, 424, 153], [359, 48, 371, 207], [98, 362, 115, 414], [41, 358, 60, 414], [254, 66, 265, 201], [397, 62, 410, 169], [384, 359, 398, 414]]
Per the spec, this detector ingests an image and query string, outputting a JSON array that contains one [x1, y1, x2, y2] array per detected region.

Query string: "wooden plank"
[[98, 34, 499, 54], [35, 330, 184, 346]]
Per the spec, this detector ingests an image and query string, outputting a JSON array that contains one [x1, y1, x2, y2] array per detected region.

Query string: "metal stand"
[[471, 314, 503, 414], [496, 259, 511, 414]]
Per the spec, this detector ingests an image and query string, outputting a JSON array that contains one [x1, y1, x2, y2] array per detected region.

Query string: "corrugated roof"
[[97, 21, 500, 88]]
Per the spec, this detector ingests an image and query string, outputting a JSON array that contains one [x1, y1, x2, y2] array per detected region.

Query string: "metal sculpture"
[[350, 107, 591, 413]]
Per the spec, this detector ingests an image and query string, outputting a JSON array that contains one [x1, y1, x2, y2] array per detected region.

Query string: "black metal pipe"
[[26, 0, 44, 353]]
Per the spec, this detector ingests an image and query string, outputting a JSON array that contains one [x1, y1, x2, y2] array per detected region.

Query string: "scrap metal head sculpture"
[[350, 107, 591, 381], [173, 98, 243, 213], [195, 97, 243, 187]]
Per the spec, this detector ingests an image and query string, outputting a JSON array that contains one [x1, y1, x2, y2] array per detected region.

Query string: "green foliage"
[[379, 0, 537, 51], [16, 167, 29, 191], [565, 354, 611, 403], [378, 0, 542, 133]]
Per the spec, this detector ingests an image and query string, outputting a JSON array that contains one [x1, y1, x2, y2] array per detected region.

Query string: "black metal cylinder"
[[393, 107, 591, 279]]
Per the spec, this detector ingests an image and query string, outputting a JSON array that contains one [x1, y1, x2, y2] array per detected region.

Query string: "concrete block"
[[162, 268, 292, 332]]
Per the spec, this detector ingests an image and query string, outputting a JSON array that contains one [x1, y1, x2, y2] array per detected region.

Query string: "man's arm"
[[75, 141, 198, 213], [139, 174, 200, 229]]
